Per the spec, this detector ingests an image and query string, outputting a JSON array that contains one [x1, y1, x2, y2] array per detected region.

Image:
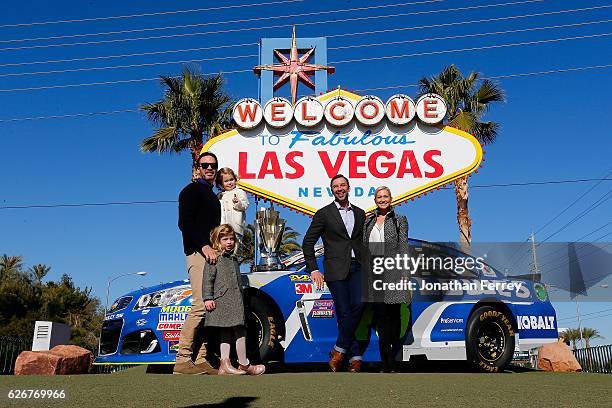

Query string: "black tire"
[[245, 295, 282, 363], [466, 306, 515, 373]]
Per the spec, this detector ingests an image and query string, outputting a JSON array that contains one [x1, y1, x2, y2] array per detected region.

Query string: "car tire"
[[466, 306, 515, 373], [246, 295, 282, 363]]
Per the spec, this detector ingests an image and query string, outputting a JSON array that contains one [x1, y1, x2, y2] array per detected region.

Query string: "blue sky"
[[1, 0, 611, 345]]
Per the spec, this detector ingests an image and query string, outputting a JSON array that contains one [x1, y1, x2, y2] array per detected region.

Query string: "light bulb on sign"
[[416, 94, 447, 124]]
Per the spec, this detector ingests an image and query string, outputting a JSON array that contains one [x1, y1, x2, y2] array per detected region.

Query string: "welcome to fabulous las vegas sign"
[[201, 29, 483, 216]]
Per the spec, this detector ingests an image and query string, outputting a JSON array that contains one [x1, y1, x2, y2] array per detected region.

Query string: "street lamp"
[[104, 271, 148, 317]]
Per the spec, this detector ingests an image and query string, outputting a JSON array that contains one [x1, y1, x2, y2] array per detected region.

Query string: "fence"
[[573, 344, 612, 374], [0, 336, 31, 375]]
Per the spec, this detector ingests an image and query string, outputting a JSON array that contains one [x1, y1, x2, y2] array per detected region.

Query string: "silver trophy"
[[255, 207, 286, 271]]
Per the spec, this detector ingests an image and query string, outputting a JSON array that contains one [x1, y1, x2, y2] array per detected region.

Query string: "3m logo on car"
[[294, 283, 313, 294]]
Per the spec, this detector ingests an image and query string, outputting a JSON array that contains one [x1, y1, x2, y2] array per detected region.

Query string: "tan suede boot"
[[173, 361, 209, 375]]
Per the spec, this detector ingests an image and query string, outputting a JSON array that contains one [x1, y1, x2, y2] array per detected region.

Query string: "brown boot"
[[328, 349, 345, 372], [194, 360, 218, 375], [218, 358, 245, 375], [238, 363, 265, 376], [173, 360, 209, 375], [348, 359, 362, 373]]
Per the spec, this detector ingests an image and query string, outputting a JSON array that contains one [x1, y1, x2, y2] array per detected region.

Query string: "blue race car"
[[95, 239, 558, 372]]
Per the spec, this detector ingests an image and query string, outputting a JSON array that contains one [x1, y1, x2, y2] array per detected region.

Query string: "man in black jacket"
[[302, 174, 366, 372], [174, 151, 221, 375]]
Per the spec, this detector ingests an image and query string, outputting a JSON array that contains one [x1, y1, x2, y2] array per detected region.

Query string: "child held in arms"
[[216, 168, 249, 254], [203, 224, 265, 375]]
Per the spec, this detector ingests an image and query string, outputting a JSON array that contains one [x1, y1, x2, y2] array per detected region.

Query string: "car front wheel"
[[246, 295, 282, 363]]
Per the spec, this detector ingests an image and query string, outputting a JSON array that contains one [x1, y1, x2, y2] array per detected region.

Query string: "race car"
[[95, 239, 558, 372]]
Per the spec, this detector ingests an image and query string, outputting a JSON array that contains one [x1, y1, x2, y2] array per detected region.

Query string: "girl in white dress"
[[216, 168, 249, 253]]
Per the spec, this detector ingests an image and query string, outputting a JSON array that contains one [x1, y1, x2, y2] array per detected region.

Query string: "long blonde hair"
[[210, 224, 236, 253]]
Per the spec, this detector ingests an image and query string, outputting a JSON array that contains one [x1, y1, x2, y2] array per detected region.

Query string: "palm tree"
[[561, 328, 581, 350], [29, 264, 51, 285], [237, 223, 256, 267], [140, 67, 233, 180], [581, 327, 603, 371], [581, 327, 602, 349], [279, 226, 302, 255], [0, 255, 23, 280], [419, 65, 504, 244], [237, 223, 302, 267]]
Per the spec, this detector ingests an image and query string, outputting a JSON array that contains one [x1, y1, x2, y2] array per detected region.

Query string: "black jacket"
[[302, 201, 366, 282], [178, 180, 221, 255]]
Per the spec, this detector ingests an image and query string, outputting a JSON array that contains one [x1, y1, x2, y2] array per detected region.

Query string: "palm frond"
[[471, 121, 500, 145], [140, 126, 181, 153]]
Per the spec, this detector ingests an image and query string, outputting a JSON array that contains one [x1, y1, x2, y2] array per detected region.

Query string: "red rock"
[[14, 351, 61, 375], [538, 340, 582, 372], [14, 345, 93, 375]]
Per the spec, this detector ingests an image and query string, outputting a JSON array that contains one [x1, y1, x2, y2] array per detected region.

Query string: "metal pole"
[[575, 297, 584, 348], [254, 196, 260, 270], [529, 231, 540, 281], [104, 279, 111, 318]]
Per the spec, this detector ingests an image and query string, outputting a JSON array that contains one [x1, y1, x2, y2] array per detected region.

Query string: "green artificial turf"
[[2, 365, 611, 408]]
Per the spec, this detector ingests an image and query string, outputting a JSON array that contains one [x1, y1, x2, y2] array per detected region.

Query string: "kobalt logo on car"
[[516, 315, 556, 330]]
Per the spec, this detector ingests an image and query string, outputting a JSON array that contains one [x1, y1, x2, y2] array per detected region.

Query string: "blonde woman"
[[202, 224, 265, 376], [363, 186, 409, 372]]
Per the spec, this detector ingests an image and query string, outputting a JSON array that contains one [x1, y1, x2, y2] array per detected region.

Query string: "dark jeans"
[[373, 303, 402, 371], [327, 260, 364, 359]]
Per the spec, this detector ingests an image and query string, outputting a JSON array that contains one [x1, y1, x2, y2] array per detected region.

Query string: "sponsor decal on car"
[[104, 313, 123, 321], [289, 274, 311, 282], [161, 305, 192, 313], [163, 331, 181, 341], [158, 312, 189, 322], [169, 340, 179, 353], [440, 317, 464, 324], [438, 317, 464, 333], [534, 283, 548, 301], [136, 319, 147, 327], [516, 315, 556, 330], [156, 322, 184, 331], [294, 283, 331, 295], [311, 299, 334, 318], [133, 287, 193, 311]]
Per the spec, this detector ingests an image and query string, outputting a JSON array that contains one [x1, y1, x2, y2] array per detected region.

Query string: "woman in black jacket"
[[363, 186, 410, 372]]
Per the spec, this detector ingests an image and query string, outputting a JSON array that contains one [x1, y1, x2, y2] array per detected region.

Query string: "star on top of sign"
[[253, 26, 335, 105]]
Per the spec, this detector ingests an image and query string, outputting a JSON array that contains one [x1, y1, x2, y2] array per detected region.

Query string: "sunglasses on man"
[[199, 162, 218, 170]]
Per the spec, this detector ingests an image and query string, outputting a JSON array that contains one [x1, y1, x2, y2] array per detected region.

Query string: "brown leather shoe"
[[328, 349, 345, 372], [194, 360, 218, 375], [173, 361, 208, 375], [348, 359, 362, 373]]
